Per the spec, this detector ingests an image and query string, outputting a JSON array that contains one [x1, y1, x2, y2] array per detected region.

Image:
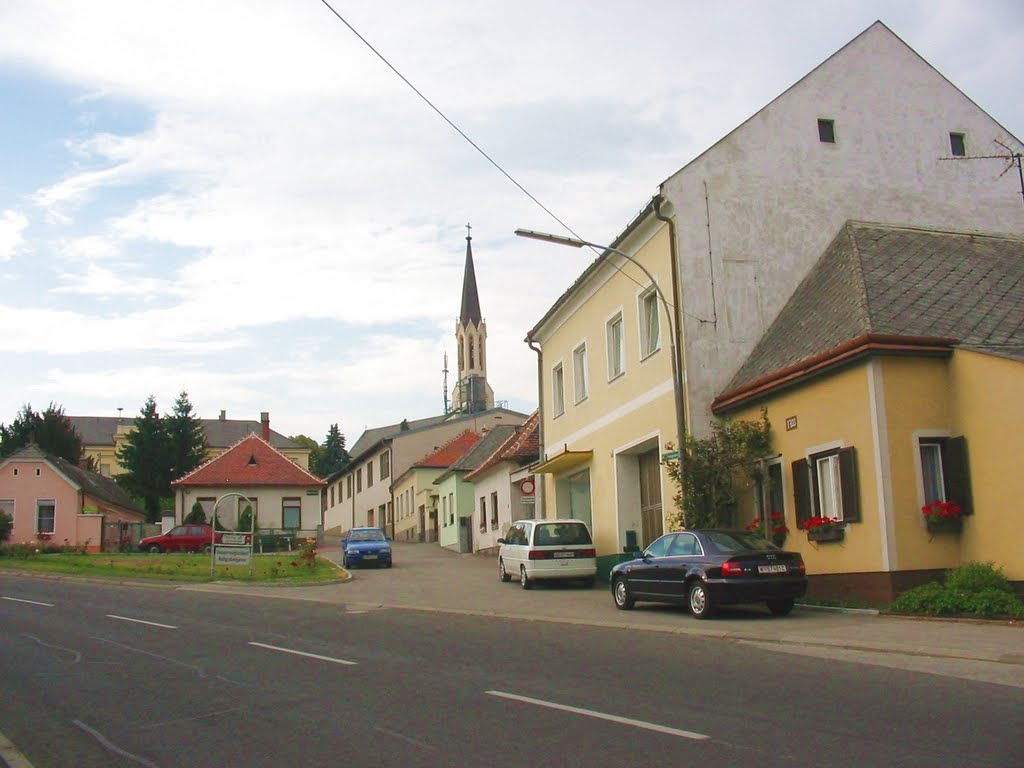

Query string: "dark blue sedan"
[[610, 529, 807, 618], [342, 527, 393, 569]]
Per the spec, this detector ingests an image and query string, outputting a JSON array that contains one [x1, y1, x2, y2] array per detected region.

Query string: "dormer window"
[[818, 118, 836, 144], [949, 132, 966, 157]]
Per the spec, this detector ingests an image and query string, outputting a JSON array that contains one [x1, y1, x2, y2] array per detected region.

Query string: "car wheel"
[[520, 566, 532, 590], [499, 558, 511, 582], [147, 544, 161, 554], [612, 577, 635, 610], [688, 581, 716, 619], [342, 556, 350, 569], [767, 597, 795, 616]]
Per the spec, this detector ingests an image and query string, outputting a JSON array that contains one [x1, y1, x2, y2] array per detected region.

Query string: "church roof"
[[460, 232, 483, 326]]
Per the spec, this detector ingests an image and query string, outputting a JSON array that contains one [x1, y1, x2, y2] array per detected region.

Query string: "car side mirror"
[[638, 551, 649, 560], [386, 536, 393, 541], [496, 538, 506, 545]]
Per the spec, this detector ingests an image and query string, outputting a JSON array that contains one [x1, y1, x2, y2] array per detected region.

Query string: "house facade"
[[463, 412, 540, 553], [71, 411, 310, 477], [0, 444, 146, 552], [171, 434, 324, 538], [713, 222, 1024, 602], [391, 430, 482, 543], [659, 20, 1024, 439]]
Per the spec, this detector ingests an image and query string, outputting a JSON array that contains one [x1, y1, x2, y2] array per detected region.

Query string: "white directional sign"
[[214, 546, 251, 567], [221, 533, 248, 545]]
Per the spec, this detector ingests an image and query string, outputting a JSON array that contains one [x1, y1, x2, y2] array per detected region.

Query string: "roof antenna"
[[941, 138, 1024, 207], [442, 351, 450, 414]]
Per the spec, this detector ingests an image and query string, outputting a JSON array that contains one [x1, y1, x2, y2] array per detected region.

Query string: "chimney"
[[261, 411, 270, 441], [219, 410, 226, 421]]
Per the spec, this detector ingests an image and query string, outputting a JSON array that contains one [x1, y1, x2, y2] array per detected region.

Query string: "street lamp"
[[514, 227, 686, 466]]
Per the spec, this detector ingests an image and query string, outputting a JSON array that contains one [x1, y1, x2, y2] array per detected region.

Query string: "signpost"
[[209, 492, 256, 577]]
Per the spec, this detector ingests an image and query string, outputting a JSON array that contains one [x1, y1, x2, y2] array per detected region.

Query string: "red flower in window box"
[[921, 501, 963, 534]]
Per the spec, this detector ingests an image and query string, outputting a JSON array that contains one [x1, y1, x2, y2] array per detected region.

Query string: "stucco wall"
[[663, 22, 1024, 439], [175, 486, 320, 532], [0, 459, 81, 545]]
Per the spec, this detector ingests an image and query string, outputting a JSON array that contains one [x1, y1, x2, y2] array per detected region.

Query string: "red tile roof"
[[412, 430, 482, 469], [172, 434, 325, 487]]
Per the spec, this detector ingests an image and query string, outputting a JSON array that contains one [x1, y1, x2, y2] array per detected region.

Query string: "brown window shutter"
[[838, 447, 860, 523], [792, 459, 811, 527], [943, 437, 973, 516]]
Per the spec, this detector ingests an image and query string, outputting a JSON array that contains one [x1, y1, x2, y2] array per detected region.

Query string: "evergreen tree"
[[115, 396, 172, 521], [166, 391, 207, 482], [0, 403, 83, 462], [315, 423, 349, 477]]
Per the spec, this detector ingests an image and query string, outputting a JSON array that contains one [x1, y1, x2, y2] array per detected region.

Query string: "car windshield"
[[706, 531, 778, 553], [350, 530, 385, 542], [533, 523, 592, 546]]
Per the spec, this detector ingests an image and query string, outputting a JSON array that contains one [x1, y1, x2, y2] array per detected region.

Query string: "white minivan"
[[497, 519, 597, 589]]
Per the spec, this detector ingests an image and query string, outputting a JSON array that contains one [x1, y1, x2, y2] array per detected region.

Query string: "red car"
[[139, 524, 226, 553]]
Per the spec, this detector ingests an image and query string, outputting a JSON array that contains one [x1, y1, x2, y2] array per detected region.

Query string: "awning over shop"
[[532, 447, 593, 475]]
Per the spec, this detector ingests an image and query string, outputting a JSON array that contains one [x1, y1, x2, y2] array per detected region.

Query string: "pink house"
[[0, 444, 146, 552]]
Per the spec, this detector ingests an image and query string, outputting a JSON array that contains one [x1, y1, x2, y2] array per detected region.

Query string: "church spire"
[[459, 223, 482, 326]]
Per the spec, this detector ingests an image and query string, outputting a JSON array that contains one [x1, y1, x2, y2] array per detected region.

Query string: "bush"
[[0, 509, 12, 542], [184, 501, 206, 525], [890, 562, 1024, 619]]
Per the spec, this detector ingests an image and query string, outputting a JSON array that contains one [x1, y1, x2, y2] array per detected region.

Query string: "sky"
[[2, 0, 1023, 444]]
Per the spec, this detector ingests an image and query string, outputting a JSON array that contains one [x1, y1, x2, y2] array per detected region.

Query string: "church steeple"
[[451, 223, 494, 415], [460, 225, 482, 326]]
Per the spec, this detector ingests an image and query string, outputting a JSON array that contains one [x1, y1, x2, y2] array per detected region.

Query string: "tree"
[[115, 396, 172, 521], [0, 403, 83, 462], [166, 391, 207, 482], [0, 508, 12, 542], [185, 500, 206, 524], [666, 410, 772, 529], [315, 424, 349, 477]]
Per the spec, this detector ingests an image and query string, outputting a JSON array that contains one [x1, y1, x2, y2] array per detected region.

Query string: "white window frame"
[[638, 286, 660, 359], [37, 499, 56, 535], [606, 310, 625, 381], [573, 342, 589, 403], [814, 454, 843, 521], [551, 362, 565, 417], [0, 499, 14, 527]]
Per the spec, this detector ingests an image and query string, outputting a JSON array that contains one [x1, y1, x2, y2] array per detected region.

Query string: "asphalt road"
[[1, 572, 1022, 768]]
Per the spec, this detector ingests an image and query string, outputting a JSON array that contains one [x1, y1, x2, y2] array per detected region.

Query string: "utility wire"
[[316, 0, 682, 310]]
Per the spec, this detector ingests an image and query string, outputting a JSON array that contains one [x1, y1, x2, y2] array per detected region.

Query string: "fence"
[[102, 521, 161, 552]]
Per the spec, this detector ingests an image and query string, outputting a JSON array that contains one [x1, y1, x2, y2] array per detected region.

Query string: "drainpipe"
[[653, 194, 688, 448], [527, 337, 545, 520]]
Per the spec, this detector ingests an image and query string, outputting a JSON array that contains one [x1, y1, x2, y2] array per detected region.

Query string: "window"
[[448, 493, 454, 525], [949, 132, 966, 157], [0, 499, 14, 526], [330, 487, 335, 507], [490, 491, 499, 530], [573, 343, 588, 403], [282, 498, 301, 529], [356, 467, 362, 493], [817, 118, 835, 143], [919, 436, 973, 514], [792, 447, 860, 526], [639, 287, 660, 357], [607, 312, 624, 380], [479, 496, 487, 532], [552, 363, 565, 417], [442, 495, 448, 526], [346, 475, 353, 498], [367, 461, 374, 487], [37, 500, 55, 534], [380, 451, 390, 479]]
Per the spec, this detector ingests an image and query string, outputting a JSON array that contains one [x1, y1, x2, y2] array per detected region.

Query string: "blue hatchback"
[[342, 527, 393, 569]]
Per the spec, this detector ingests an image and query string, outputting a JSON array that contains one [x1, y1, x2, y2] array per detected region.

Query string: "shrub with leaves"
[[299, 538, 318, 568], [890, 562, 1024, 618], [184, 500, 207, 524], [0, 509, 12, 542]]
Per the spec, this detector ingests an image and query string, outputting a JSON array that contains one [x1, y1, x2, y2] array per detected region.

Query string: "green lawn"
[[0, 551, 342, 583]]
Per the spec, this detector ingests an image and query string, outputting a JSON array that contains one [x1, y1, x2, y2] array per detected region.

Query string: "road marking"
[[2, 596, 54, 607], [485, 691, 709, 741], [248, 641, 357, 666], [73, 720, 161, 768], [107, 614, 178, 629]]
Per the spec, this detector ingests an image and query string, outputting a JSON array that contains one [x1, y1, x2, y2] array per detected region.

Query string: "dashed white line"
[[107, 614, 177, 629], [248, 641, 357, 666], [486, 690, 709, 741], [2, 596, 54, 607]]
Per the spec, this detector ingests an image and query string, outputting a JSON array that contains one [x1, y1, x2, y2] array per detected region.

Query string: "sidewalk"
[[188, 541, 1024, 688]]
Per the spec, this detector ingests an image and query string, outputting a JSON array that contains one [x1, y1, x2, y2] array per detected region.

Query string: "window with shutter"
[[798, 446, 860, 525], [792, 459, 811, 527], [838, 447, 860, 523], [943, 437, 972, 516]]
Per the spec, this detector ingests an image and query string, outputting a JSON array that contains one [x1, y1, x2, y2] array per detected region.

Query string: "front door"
[[638, 449, 663, 548]]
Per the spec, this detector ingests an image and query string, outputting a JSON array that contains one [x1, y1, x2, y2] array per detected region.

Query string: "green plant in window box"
[[802, 516, 844, 542], [921, 500, 962, 534]]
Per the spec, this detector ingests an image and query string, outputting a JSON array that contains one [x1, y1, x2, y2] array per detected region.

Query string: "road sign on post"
[[209, 492, 256, 577]]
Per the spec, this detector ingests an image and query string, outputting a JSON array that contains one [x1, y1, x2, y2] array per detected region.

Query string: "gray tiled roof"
[[723, 221, 1024, 395], [68, 416, 302, 450], [434, 425, 519, 484]]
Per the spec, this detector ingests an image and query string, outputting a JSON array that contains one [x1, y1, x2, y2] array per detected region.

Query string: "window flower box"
[[807, 526, 845, 542], [922, 501, 962, 535]]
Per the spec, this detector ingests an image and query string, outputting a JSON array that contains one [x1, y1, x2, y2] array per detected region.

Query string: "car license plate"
[[553, 552, 573, 558], [364, 554, 377, 559], [758, 564, 787, 574]]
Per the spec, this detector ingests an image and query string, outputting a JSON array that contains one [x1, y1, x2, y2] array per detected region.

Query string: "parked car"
[[610, 529, 807, 619], [342, 527, 393, 568], [497, 519, 597, 590], [139, 524, 232, 554]]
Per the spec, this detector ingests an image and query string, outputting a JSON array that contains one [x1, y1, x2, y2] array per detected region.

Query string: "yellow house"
[[712, 221, 1024, 603], [525, 199, 682, 578], [71, 411, 311, 477]]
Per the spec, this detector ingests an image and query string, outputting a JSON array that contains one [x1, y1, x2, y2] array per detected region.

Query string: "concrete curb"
[[0, 729, 34, 768]]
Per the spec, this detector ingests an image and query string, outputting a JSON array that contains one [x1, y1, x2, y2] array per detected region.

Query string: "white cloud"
[[0, 210, 28, 260]]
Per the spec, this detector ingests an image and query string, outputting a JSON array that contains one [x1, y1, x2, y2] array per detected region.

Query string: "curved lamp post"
[[514, 227, 686, 466]]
